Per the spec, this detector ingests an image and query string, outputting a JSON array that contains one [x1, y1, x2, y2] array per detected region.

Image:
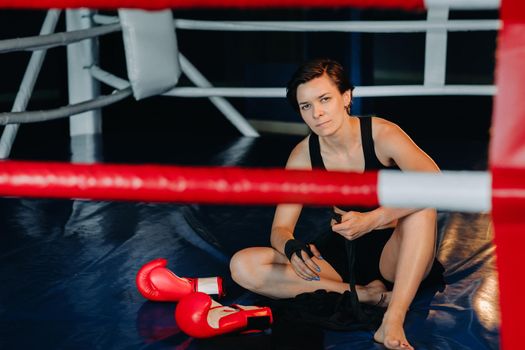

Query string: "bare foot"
[[373, 312, 413, 350], [357, 280, 392, 307]]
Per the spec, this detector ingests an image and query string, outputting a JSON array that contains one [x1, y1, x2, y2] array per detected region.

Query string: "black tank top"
[[308, 116, 391, 212]]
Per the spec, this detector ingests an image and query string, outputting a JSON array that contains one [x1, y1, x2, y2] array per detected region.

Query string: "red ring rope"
[[0, 160, 522, 210], [0, 160, 379, 206], [0, 0, 425, 10]]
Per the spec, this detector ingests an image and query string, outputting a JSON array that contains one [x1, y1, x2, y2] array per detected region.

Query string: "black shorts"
[[313, 229, 445, 290]]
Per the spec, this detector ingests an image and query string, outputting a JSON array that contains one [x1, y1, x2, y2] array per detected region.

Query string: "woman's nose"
[[312, 104, 323, 119]]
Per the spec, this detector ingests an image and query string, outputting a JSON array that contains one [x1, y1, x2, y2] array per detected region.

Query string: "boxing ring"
[[0, 0, 523, 348]]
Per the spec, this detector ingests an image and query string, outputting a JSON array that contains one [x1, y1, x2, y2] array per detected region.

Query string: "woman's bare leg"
[[374, 208, 437, 350], [230, 246, 386, 304]]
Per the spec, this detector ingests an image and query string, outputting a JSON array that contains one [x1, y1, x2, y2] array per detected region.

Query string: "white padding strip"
[[378, 170, 491, 212], [196, 277, 220, 295], [425, 0, 500, 9]]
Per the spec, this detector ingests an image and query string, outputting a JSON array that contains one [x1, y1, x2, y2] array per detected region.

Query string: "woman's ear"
[[343, 90, 352, 108]]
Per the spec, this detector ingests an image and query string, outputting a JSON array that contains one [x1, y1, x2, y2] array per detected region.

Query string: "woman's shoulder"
[[369, 116, 403, 140], [286, 135, 312, 170]]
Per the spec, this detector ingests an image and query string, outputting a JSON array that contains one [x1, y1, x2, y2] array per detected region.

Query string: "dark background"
[[0, 8, 497, 168]]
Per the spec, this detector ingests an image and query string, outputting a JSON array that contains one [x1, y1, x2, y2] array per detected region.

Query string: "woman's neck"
[[319, 116, 359, 155]]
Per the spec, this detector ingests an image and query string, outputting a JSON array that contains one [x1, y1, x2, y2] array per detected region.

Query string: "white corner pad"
[[118, 9, 181, 100], [378, 170, 491, 213]]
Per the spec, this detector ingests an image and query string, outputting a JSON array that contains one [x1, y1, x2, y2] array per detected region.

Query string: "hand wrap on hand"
[[332, 211, 343, 224], [284, 239, 314, 262]]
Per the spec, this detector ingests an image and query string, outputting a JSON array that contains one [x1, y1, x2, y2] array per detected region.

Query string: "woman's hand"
[[331, 209, 378, 241], [285, 240, 323, 281]]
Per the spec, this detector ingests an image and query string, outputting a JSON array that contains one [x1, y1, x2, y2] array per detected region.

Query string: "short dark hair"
[[286, 58, 354, 112]]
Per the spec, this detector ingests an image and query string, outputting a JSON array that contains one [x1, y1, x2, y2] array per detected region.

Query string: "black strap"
[[359, 117, 384, 170], [332, 211, 343, 224], [345, 239, 368, 321], [308, 134, 326, 170], [332, 208, 367, 320], [245, 315, 272, 331]]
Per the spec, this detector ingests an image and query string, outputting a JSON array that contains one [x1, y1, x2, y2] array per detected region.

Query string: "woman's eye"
[[301, 104, 311, 110], [321, 97, 330, 102]]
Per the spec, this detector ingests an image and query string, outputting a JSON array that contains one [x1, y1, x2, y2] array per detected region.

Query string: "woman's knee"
[[229, 248, 250, 282], [415, 208, 437, 222], [420, 207, 437, 220], [398, 208, 437, 230], [229, 247, 270, 289]]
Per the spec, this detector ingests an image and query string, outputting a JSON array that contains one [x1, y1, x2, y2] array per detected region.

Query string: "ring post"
[[489, 0, 525, 348], [66, 9, 102, 163]]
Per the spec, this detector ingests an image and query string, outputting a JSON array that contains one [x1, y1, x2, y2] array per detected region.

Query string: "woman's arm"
[[373, 117, 439, 173], [270, 138, 322, 280], [332, 117, 440, 239], [270, 139, 309, 253], [372, 116, 440, 221], [271, 204, 302, 254]]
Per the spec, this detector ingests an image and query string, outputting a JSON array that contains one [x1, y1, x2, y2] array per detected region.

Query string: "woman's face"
[[296, 74, 351, 136]]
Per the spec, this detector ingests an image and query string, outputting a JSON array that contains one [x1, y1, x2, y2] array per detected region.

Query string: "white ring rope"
[[164, 87, 285, 98], [90, 65, 496, 98], [174, 19, 501, 33], [89, 65, 131, 90], [164, 85, 496, 98], [0, 88, 131, 125], [93, 16, 501, 33], [356, 85, 496, 97], [0, 10, 61, 159], [0, 23, 121, 54], [424, 0, 500, 9]]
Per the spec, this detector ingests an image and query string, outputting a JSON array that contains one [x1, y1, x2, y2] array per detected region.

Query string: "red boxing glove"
[[175, 292, 273, 338], [136, 258, 224, 302]]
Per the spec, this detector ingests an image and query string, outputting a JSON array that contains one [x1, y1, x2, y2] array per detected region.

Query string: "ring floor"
[[0, 132, 498, 349]]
